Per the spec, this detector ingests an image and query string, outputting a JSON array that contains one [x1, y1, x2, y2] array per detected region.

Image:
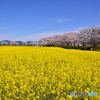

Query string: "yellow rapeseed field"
[[0, 46, 100, 100]]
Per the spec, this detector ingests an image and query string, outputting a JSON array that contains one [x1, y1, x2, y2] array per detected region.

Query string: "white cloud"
[[41, 32, 63, 37], [16, 33, 47, 41], [13, 30, 80, 41], [65, 19, 71, 21], [30, 27, 47, 32], [58, 18, 71, 23], [12, 32, 63, 41], [0, 34, 16, 40]]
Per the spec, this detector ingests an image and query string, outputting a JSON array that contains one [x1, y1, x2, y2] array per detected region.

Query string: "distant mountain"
[[16, 41, 23, 44], [0, 40, 11, 44], [27, 41, 39, 44], [2, 40, 11, 42], [27, 41, 34, 44]]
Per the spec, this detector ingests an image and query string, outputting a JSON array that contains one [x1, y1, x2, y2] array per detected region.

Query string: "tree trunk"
[[67, 43, 69, 46], [93, 40, 97, 47], [70, 43, 72, 46], [82, 42, 85, 46], [74, 43, 75, 46]]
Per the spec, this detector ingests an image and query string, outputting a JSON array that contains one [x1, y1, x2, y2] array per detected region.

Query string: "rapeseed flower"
[[0, 46, 100, 99]]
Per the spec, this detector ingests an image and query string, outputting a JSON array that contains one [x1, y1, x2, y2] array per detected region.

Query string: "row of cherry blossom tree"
[[39, 26, 100, 46], [1, 41, 41, 46]]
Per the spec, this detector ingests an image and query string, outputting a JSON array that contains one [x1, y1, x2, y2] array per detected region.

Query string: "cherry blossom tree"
[[38, 26, 100, 47], [62, 32, 79, 46], [22, 42, 28, 46], [79, 26, 100, 46], [30, 41, 38, 46], [1, 42, 8, 46], [39, 38, 48, 46], [51, 35, 63, 45], [10, 41, 17, 46]]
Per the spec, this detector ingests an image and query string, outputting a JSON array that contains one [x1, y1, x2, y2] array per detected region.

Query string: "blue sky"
[[0, 0, 100, 41]]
